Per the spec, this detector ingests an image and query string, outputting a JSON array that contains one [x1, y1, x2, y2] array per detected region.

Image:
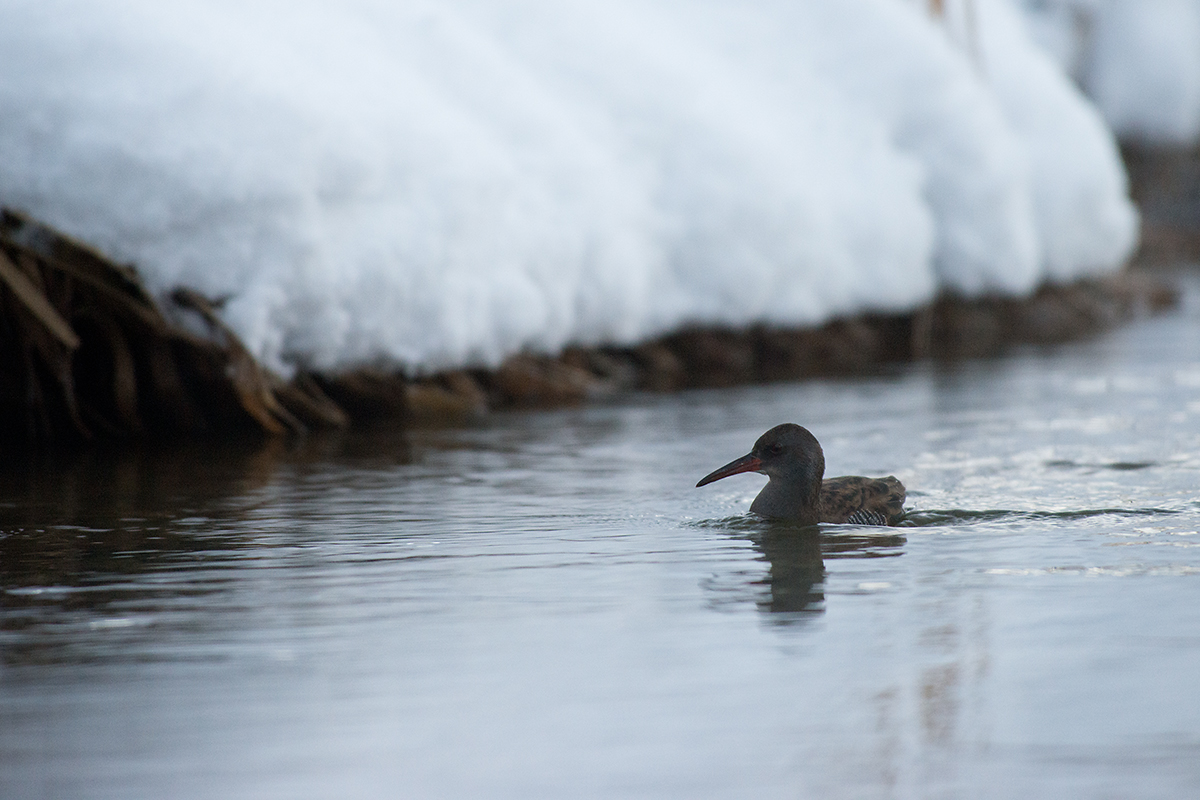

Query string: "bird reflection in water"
[[754, 527, 826, 615], [745, 523, 906, 622]]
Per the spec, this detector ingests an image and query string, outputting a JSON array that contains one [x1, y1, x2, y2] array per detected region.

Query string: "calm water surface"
[[4, 288, 1200, 799]]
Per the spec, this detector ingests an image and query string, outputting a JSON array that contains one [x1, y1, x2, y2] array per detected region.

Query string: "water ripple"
[[900, 507, 1180, 527]]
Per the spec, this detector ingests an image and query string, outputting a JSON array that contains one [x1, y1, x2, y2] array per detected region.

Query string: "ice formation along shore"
[[0, 0, 1137, 375]]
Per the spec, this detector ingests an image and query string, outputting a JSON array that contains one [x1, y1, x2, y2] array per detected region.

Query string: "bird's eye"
[[768, 443, 784, 455]]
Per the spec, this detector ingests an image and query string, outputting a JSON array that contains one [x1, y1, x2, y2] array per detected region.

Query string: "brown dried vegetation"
[[0, 209, 346, 446]]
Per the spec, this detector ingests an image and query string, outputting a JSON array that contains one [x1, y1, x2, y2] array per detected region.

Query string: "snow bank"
[[0, 0, 1136, 374], [1021, 0, 1200, 144]]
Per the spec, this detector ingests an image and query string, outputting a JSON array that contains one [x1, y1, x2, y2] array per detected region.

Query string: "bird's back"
[[819, 475, 906, 526]]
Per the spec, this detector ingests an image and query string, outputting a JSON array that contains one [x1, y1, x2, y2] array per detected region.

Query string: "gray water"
[[4, 288, 1200, 799]]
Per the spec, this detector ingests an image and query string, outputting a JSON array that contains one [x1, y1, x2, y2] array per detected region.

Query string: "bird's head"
[[696, 423, 825, 488]]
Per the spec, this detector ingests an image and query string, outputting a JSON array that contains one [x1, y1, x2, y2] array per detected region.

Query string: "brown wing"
[[818, 475, 906, 526]]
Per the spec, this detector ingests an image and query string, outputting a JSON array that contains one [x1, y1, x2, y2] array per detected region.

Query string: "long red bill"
[[695, 453, 763, 488]]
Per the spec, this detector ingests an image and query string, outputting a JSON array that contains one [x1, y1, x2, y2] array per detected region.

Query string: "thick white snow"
[[0, 0, 1136, 374], [1021, 0, 1200, 144]]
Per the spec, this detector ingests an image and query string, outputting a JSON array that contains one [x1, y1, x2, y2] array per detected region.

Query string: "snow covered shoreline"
[[0, 0, 1138, 378], [0, 205, 1174, 445]]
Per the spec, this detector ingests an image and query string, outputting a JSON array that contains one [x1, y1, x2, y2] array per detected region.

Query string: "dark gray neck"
[[749, 459, 823, 523]]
